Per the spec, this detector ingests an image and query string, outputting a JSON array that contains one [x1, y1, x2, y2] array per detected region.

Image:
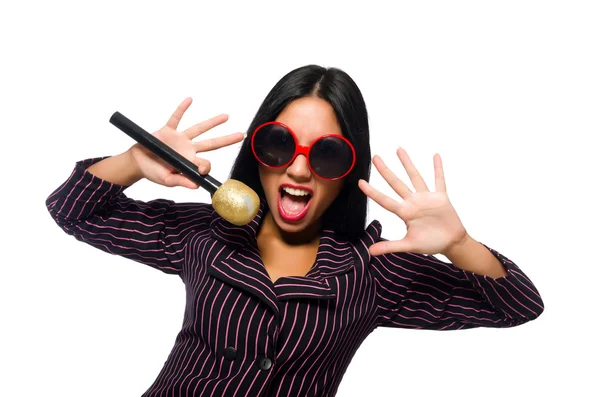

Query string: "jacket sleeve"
[[369, 238, 544, 330], [45, 156, 213, 275]]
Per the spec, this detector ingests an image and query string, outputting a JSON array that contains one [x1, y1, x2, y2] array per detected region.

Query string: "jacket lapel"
[[207, 201, 281, 314], [206, 200, 359, 310], [207, 244, 280, 315], [273, 228, 356, 301]]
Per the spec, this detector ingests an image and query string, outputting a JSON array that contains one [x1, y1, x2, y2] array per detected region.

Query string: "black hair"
[[229, 65, 371, 242]]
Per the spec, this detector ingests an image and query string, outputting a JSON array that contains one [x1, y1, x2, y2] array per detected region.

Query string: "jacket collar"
[[206, 200, 380, 314]]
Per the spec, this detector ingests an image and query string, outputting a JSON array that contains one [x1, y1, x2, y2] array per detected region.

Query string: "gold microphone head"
[[211, 179, 260, 226]]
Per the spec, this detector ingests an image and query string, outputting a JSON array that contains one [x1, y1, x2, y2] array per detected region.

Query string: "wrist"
[[442, 230, 471, 259], [121, 148, 144, 185]]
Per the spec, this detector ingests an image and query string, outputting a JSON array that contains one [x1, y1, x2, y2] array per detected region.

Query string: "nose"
[[286, 154, 312, 181]]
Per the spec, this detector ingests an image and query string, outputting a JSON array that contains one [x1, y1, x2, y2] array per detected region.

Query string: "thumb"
[[369, 239, 413, 257]]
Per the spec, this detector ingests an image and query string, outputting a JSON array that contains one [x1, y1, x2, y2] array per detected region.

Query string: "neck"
[[258, 211, 321, 246]]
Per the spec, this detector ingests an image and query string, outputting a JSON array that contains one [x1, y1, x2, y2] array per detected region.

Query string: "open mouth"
[[278, 185, 312, 221]]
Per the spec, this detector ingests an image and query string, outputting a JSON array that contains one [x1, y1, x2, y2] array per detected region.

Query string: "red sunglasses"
[[250, 121, 356, 180]]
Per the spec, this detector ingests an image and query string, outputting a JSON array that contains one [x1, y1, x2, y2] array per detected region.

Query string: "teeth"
[[282, 186, 311, 197]]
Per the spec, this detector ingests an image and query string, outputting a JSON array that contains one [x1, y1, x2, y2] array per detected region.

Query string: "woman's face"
[[258, 97, 345, 235]]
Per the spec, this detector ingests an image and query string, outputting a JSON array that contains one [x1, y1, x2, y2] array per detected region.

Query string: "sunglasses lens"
[[252, 123, 295, 167], [309, 136, 355, 179]]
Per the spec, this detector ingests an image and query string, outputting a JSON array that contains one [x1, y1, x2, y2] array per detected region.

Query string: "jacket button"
[[223, 346, 237, 361], [257, 356, 272, 371]]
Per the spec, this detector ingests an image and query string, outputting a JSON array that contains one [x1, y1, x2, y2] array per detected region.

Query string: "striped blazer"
[[46, 156, 544, 397]]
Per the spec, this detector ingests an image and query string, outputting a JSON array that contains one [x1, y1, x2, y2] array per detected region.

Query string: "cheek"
[[316, 180, 344, 206], [258, 165, 279, 196]]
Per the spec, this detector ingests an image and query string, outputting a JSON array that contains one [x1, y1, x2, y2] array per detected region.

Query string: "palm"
[[358, 148, 467, 256], [132, 126, 197, 175]]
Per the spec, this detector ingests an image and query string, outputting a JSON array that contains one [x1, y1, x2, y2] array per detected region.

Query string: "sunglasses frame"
[[250, 121, 357, 180]]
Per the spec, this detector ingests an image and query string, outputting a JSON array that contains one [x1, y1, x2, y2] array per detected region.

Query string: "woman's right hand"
[[127, 98, 245, 189]]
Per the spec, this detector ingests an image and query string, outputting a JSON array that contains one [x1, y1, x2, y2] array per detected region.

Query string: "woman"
[[46, 65, 544, 396]]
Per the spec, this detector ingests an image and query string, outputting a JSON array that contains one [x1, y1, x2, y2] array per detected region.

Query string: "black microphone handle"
[[109, 111, 222, 195]]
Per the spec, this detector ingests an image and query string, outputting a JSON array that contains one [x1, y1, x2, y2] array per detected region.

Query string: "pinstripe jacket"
[[46, 156, 544, 397]]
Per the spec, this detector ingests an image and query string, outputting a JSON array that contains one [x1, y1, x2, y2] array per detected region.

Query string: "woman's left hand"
[[358, 147, 468, 257]]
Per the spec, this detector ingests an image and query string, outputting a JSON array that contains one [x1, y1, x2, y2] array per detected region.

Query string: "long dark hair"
[[229, 65, 371, 242]]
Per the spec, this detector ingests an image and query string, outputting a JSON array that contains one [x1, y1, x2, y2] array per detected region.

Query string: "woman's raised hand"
[[127, 98, 245, 189], [358, 148, 468, 257]]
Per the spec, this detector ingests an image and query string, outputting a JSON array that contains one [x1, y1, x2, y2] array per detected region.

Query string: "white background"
[[1, 1, 598, 396]]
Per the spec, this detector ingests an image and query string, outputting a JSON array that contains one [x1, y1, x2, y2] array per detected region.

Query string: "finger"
[[163, 173, 199, 190], [194, 132, 245, 153], [358, 179, 403, 215], [434, 153, 447, 192], [372, 155, 412, 199], [369, 239, 414, 256], [166, 97, 193, 130], [184, 114, 230, 139], [192, 156, 211, 175], [396, 147, 429, 192]]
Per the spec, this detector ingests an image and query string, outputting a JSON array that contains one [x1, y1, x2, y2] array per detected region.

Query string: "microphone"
[[109, 111, 260, 226]]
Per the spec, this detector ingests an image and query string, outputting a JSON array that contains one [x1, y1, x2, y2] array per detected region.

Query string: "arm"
[[357, 148, 544, 330], [84, 149, 144, 186], [45, 155, 212, 275], [370, 237, 544, 330], [443, 233, 508, 279]]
